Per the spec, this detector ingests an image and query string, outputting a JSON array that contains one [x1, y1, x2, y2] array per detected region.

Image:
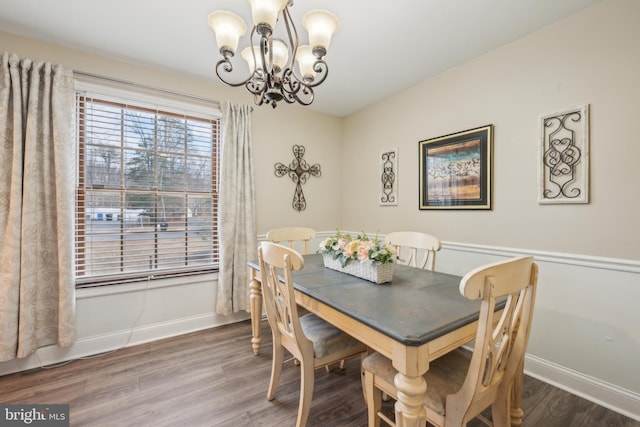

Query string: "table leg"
[[394, 372, 427, 427], [249, 276, 262, 355], [510, 359, 525, 427]]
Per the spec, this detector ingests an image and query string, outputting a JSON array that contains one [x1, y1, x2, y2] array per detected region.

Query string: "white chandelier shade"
[[207, 11, 247, 54], [302, 10, 340, 52], [248, 0, 289, 28], [295, 45, 316, 81], [207, 0, 340, 108], [241, 39, 289, 73]]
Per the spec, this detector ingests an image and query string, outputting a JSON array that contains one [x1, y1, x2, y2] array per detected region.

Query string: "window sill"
[[76, 271, 219, 299]]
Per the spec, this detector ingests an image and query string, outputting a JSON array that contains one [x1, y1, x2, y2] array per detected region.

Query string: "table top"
[[249, 253, 492, 346]]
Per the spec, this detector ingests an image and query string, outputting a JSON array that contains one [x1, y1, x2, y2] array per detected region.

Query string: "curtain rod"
[[73, 70, 224, 108]]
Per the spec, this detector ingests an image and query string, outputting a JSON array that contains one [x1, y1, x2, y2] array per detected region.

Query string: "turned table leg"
[[394, 372, 427, 427]]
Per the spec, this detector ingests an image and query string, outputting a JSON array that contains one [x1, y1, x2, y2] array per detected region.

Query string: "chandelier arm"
[[282, 75, 314, 106], [214, 58, 257, 88], [281, 68, 299, 89], [302, 59, 329, 88], [280, 69, 314, 108], [293, 86, 315, 106], [245, 71, 268, 97], [260, 35, 272, 76], [214, 25, 262, 89], [281, 93, 298, 104], [281, 5, 329, 91], [281, 3, 315, 100], [282, 5, 299, 71]]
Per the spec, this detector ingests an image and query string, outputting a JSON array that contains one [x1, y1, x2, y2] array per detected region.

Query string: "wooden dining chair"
[[384, 231, 441, 270], [362, 256, 538, 427], [266, 227, 316, 255], [258, 241, 367, 427]]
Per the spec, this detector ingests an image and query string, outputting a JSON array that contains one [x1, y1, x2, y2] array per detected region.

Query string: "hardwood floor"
[[1, 320, 638, 427]]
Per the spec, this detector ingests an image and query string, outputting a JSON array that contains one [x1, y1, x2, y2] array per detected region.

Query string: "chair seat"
[[362, 349, 471, 416], [300, 313, 362, 358]]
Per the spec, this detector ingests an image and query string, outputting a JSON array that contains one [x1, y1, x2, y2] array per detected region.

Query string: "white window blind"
[[75, 92, 220, 286]]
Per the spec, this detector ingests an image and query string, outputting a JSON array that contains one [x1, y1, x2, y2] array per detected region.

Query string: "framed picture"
[[419, 125, 493, 210], [539, 104, 589, 204]]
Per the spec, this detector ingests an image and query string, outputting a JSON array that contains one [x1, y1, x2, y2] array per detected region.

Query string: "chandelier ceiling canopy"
[[208, 0, 340, 108]]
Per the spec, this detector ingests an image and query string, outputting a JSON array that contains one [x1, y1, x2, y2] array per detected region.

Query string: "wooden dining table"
[[248, 253, 523, 427]]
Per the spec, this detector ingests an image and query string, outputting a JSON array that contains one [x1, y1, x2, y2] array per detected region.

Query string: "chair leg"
[[491, 388, 511, 427], [296, 358, 315, 427], [509, 361, 525, 427], [491, 403, 510, 427], [360, 353, 368, 402], [267, 340, 284, 401], [364, 370, 383, 427]]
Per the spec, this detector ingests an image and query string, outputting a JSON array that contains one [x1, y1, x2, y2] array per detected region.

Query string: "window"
[[75, 89, 220, 287]]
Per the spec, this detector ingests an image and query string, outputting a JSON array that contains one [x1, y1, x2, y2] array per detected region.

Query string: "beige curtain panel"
[[216, 101, 256, 315], [0, 52, 76, 361]]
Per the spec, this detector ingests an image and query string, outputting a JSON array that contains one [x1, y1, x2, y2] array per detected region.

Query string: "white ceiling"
[[0, 0, 601, 117]]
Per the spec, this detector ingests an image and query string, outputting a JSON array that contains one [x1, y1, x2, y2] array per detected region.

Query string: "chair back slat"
[[259, 242, 306, 348], [384, 231, 441, 270], [266, 227, 316, 255]]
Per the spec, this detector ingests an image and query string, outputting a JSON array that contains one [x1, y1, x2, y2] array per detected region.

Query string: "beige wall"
[[339, 1, 640, 411], [252, 106, 343, 232], [0, 30, 343, 234], [342, 0, 640, 261], [6, 0, 638, 259], [2, 0, 640, 416]]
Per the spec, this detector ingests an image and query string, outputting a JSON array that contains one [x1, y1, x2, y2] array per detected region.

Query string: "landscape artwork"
[[419, 125, 492, 210]]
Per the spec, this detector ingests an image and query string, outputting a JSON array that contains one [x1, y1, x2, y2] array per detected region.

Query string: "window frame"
[[74, 80, 221, 288]]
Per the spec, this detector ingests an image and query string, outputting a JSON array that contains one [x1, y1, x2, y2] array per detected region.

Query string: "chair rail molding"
[[441, 241, 640, 274]]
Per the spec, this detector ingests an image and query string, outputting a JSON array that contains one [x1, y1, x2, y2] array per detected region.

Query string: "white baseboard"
[[0, 312, 249, 377], [525, 353, 640, 421]]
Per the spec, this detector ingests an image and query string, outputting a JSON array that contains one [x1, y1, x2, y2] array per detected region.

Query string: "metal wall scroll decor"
[[274, 145, 321, 212], [539, 105, 589, 204], [380, 149, 398, 206]]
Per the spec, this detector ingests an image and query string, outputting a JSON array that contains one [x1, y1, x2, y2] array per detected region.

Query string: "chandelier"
[[208, 0, 340, 108]]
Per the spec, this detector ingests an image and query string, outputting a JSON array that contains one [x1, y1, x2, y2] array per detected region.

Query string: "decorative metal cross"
[[274, 145, 321, 211]]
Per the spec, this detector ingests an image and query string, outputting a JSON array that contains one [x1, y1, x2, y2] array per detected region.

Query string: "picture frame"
[[419, 125, 493, 210], [538, 104, 589, 204]]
